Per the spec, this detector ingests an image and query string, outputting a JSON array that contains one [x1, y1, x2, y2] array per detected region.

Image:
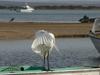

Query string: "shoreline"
[[0, 22, 92, 39]]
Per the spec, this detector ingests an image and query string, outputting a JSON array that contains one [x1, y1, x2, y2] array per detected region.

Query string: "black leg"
[[43, 54, 46, 70], [47, 51, 50, 71]]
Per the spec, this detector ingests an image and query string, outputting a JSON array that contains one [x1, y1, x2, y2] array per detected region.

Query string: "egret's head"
[[35, 30, 46, 37], [35, 30, 55, 40]]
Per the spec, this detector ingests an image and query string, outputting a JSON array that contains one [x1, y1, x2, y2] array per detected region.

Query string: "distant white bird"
[[31, 30, 56, 70]]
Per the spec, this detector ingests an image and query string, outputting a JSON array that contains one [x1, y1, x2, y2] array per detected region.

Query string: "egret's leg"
[[43, 54, 46, 70], [47, 51, 50, 71]]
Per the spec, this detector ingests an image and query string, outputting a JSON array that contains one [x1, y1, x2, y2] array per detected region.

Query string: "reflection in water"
[[0, 38, 100, 68]]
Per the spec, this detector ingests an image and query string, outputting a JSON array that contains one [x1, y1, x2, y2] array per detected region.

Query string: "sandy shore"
[[0, 22, 92, 39]]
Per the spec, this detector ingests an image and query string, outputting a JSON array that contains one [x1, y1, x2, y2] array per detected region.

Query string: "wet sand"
[[0, 22, 92, 39]]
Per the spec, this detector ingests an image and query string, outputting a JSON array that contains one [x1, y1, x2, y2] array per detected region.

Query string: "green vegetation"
[[34, 5, 100, 10], [0, 5, 100, 10], [0, 5, 24, 10]]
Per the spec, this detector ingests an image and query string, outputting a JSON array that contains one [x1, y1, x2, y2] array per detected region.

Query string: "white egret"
[[31, 30, 56, 71]]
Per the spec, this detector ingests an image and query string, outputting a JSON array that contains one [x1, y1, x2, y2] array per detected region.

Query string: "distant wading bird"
[[9, 18, 15, 22], [31, 30, 56, 71]]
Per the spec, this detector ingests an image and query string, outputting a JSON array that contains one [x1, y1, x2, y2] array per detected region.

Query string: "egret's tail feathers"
[[54, 44, 61, 56]]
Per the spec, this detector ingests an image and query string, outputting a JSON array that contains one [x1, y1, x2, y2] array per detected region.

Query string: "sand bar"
[[0, 22, 92, 39]]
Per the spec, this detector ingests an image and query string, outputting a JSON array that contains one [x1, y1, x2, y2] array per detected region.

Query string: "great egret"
[[31, 30, 56, 71]]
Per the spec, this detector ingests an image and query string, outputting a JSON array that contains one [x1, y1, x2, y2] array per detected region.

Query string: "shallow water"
[[0, 38, 100, 68]]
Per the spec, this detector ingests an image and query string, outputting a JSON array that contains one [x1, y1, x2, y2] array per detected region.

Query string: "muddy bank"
[[0, 22, 92, 39]]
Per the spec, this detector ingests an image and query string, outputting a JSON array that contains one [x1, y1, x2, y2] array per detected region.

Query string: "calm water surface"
[[0, 9, 100, 22], [0, 38, 100, 68]]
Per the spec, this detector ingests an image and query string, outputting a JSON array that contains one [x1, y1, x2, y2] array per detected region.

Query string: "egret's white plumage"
[[31, 30, 55, 70]]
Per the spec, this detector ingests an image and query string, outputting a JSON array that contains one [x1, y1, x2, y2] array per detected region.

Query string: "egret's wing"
[[31, 30, 56, 55], [31, 38, 41, 54], [31, 33, 50, 53]]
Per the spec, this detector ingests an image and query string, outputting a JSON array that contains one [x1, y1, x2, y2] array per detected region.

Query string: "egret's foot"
[[42, 68, 52, 71], [47, 68, 50, 71], [44, 68, 54, 71], [42, 67, 47, 71], [47, 68, 54, 71]]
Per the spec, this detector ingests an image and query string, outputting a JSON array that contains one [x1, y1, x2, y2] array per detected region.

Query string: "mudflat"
[[0, 22, 92, 39]]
